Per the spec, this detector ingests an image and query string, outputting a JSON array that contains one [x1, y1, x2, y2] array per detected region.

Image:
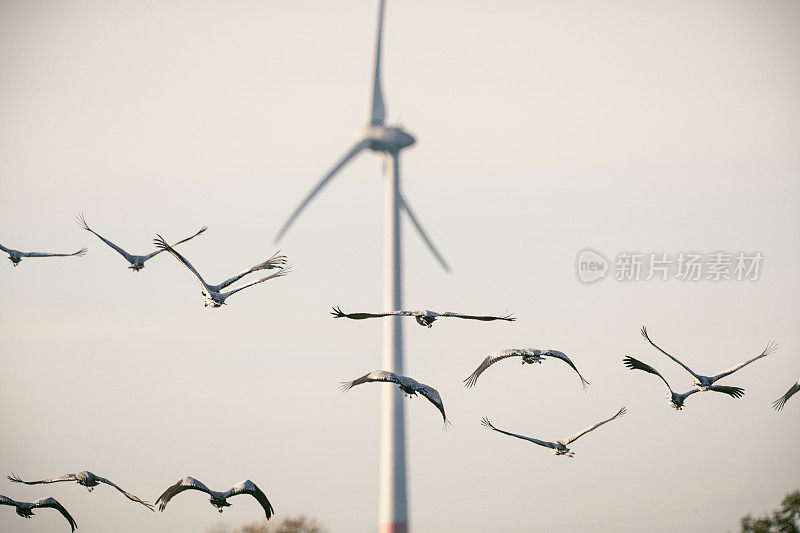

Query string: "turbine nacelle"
[[360, 123, 415, 152]]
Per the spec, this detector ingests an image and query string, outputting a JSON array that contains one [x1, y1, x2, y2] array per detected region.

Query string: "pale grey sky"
[[1, 1, 799, 532]]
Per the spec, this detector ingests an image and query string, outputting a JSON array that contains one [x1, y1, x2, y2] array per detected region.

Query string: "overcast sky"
[[1, 1, 799, 532]]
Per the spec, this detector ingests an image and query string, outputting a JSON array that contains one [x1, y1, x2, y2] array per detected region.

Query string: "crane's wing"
[[141, 225, 207, 261], [773, 379, 800, 411], [19, 248, 87, 258], [0, 495, 18, 507], [480, 417, 557, 449], [32, 498, 77, 532], [331, 306, 413, 320], [153, 235, 212, 292], [274, 140, 370, 242], [675, 388, 702, 404], [708, 385, 745, 398], [156, 477, 213, 512], [224, 480, 274, 519], [417, 384, 450, 428], [640, 326, 702, 380], [220, 267, 291, 299], [0, 244, 12, 254], [710, 341, 778, 382], [623, 356, 674, 394], [77, 212, 135, 263], [340, 370, 400, 392], [560, 406, 626, 445], [94, 475, 154, 511], [544, 350, 590, 389], [440, 312, 516, 323], [253, 250, 288, 270], [7, 473, 77, 485], [463, 349, 525, 388], [214, 251, 288, 291]]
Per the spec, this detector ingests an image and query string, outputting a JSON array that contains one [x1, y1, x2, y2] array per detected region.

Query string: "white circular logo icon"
[[576, 249, 609, 284]]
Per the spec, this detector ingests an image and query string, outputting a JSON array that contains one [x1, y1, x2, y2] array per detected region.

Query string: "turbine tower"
[[274, 1, 449, 532]]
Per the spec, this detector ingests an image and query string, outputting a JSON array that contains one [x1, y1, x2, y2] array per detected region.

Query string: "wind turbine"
[[274, 1, 450, 531]]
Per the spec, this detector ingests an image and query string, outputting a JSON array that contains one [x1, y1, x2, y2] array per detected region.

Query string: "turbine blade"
[[399, 192, 451, 273], [274, 140, 368, 242], [369, 0, 386, 124]]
